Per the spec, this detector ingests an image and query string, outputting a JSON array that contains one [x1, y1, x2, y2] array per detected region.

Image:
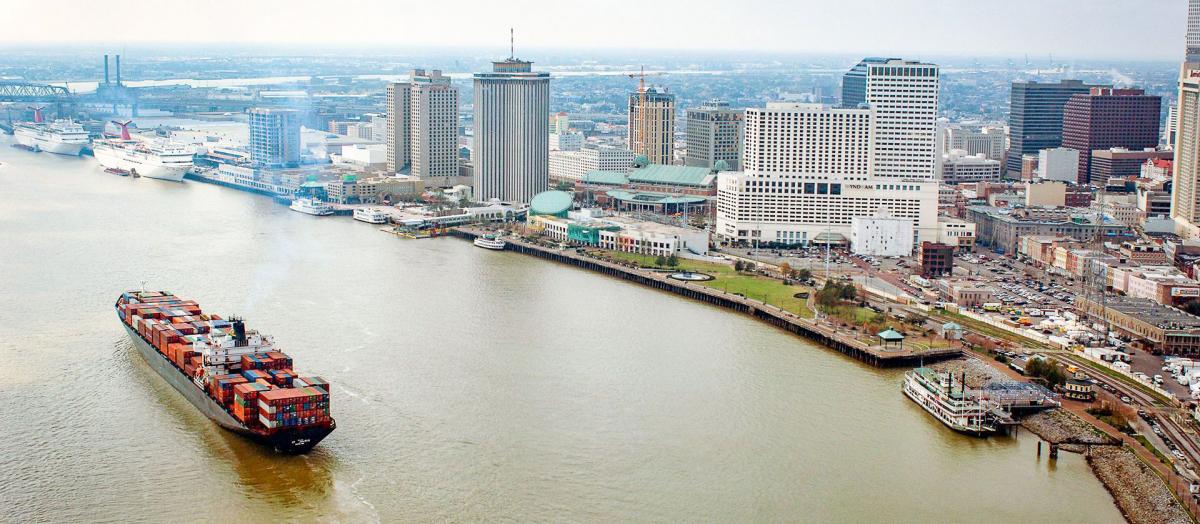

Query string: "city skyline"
[[1, 0, 1191, 61]]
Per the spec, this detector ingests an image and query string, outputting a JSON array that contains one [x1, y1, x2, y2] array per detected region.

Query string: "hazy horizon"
[[2, 0, 1189, 61]]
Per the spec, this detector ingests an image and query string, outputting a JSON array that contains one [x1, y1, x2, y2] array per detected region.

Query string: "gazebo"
[[877, 328, 905, 350]]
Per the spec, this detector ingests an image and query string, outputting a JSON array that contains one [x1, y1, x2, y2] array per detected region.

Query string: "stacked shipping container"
[[116, 291, 330, 435]]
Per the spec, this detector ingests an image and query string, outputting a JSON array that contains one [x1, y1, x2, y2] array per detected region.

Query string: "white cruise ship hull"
[[94, 144, 191, 182], [14, 128, 86, 156]]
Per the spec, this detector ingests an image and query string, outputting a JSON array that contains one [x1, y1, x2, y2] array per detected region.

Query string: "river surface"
[[0, 135, 1124, 523]]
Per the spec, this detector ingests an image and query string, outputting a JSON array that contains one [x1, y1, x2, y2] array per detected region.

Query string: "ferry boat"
[[93, 121, 194, 182], [289, 197, 334, 216], [473, 233, 506, 250], [13, 109, 89, 156], [353, 207, 389, 224], [902, 367, 1001, 437]]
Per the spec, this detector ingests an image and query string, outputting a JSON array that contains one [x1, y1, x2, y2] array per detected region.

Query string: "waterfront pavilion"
[[877, 328, 905, 350]]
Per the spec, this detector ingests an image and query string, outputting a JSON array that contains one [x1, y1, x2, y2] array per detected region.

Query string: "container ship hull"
[[116, 293, 335, 454]]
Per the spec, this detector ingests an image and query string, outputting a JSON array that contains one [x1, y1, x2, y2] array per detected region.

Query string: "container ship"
[[116, 290, 335, 453], [13, 108, 89, 156], [93, 121, 194, 182]]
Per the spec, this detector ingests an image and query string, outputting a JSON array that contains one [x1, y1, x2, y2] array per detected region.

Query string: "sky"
[[1, 0, 1189, 61]]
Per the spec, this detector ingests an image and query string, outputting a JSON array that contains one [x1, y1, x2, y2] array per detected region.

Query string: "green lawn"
[[588, 250, 815, 318]]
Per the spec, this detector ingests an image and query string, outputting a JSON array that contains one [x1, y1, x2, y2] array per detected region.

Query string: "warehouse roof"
[[628, 164, 715, 187]]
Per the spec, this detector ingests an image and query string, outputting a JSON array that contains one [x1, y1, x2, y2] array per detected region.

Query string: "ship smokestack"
[[115, 55, 121, 86], [231, 317, 247, 346], [104, 54, 110, 85]]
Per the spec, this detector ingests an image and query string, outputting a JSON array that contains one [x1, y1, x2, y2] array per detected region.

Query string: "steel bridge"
[[0, 82, 71, 102]]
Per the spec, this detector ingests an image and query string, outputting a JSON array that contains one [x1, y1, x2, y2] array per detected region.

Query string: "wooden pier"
[[453, 228, 960, 368]]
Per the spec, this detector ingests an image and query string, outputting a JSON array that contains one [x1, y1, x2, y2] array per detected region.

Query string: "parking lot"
[[954, 252, 1077, 310]]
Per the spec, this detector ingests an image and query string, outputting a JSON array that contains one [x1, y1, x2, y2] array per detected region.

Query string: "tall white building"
[[549, 145, 636, 182], [716, 102, 939, 247], [473, 58, 551, 203], [386, 69, 460, 186], [862, 59, 940, 180], [1177, 0, 1200, 236]]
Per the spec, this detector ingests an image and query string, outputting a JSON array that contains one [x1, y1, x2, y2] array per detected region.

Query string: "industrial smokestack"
[[115, 55, 121, 85], [104, 54, 109, 85]]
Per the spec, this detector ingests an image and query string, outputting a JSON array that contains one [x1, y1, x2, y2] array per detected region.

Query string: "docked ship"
[[473, 233, 506, 250], [92, 121, 194, 182], [13, 108, 89, 156], [290, 197, 334, 216], [902, 367, 1001, 437], [353, 207, 389, 224], [116, 290, 335, 453]]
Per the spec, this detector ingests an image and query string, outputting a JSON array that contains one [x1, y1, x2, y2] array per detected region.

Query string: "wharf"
[[454, 227, 960, 368]]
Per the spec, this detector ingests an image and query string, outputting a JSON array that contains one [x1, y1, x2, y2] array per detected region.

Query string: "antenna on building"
[[510, 28, 515, 60]]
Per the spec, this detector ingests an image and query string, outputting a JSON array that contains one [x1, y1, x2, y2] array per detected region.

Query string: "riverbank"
[[453, 227, 960, 368]]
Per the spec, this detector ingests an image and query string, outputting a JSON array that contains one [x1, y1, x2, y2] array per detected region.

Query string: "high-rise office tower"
[[386, 70, 460, 185], [386, 82, 411, 173], [1061, 87, 1161, 185], [628, 86, 675, 165], [1174, 0, 1200, 234], [859, 59, 940, 180], [248, 108, 301, 167], [1006, 79, 1109, 176], [473, 57, 550, 203], [685, 99, 743, 171], [840, 57, 897, 108], [551, 112, 571, 134]]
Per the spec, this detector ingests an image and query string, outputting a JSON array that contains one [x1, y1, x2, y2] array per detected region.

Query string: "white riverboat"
[[473, 234, 506, 250], [353, 207, 389, 224], [289, 197, 334, 216], [902, 367, 1001, 436]]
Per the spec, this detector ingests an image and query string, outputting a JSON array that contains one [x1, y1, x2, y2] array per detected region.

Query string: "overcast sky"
[[2, 0, 1188, 60]]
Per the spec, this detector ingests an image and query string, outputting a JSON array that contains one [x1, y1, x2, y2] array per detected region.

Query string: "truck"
[[982, 302, 1002, 312]]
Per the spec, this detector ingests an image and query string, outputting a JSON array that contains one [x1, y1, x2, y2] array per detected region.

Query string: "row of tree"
[[815, 281, 858, 309]]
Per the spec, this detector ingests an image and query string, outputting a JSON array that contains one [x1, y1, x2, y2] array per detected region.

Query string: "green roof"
[[583, 170, 629, 185], [605, 190, 706, 205], [627, 164, 715, 187], [529, 190, 573, 216], [877, 328, 905, 341]]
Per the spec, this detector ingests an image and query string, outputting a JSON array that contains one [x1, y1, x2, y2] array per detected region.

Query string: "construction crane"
[[626, 66, 666, 162]]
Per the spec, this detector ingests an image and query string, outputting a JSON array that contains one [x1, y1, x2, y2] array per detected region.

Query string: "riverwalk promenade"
[[454, 227, 960, 368]]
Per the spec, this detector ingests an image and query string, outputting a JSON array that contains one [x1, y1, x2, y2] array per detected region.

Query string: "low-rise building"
[[528, 212, 710, 256], [941, 150, 1002, 184], [549, 145, 636, 183], [964, 205, 1133, 254], [1110, 265, 1200, 306], [939, 280, 994, 307], [1076, 295, 1200, 355], [935, 217, 976, 251], [1026, 180, 1067, 207], [920, 242, 954, 278], [1038, 147, 1080, 183], [324, 174, 425, 204]]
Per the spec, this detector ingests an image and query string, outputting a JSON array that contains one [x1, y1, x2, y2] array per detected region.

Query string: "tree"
[[655, 255, 667, 267], [735, 260, 745, 272], [839, 283, 858, 301], [666, 254, 679, 267], [796, 268, 812, 281], [779, 262, 793, 277]]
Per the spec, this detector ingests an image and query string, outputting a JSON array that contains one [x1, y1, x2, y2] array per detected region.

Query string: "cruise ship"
[[290, 197, 334, 216], [902, 367, 1001, 437], [353, 207, 389, 224], [93, 121, 194, 182], [13, 109, 89, 156]]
